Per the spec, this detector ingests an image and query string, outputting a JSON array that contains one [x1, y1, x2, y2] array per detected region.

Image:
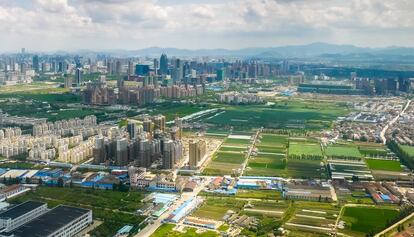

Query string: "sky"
[[0, 0, 413, 52]]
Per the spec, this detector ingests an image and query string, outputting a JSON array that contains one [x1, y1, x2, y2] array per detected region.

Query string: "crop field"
[[203, 135, 252, 175], [213, 152, 246, 164], [366, 159, 403, 172], [285, 202, 340, 235], [192, 197, 246, 220], [340, 206, 400, 237], [151, 224, 218, 237], [219, 146, 247, 152], [204, 99, 348, 129], [245, 154, 286, 176], [235, 190, 283, 200], [325, 145, 363, 160], [357, 142, 390, 157], [287, 159, 327, 179], [288, 141, 323, 159], [328, 160, 373, 180], [245, 133, 288, 176], [400, 145, 414, 157], [203, 151, 247, 175], [242, 201, 288, 219], [223, 138, 251, 146]]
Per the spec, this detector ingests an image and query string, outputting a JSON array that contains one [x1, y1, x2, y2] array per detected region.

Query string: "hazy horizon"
[[0, 0, 413, 52]]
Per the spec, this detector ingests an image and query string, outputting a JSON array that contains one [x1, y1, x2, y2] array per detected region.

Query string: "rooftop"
[[5, 205, 91, 237], [0, 201, 45, 220]]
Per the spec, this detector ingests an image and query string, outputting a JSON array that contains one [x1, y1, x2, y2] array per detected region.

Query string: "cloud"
[[0, 0, 413, 51]]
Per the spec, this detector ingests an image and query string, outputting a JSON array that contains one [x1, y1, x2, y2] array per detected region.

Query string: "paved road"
[[380, 99, 411, 144]]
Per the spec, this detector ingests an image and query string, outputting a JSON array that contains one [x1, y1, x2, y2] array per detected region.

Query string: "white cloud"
[[0, 0, 413, 51]]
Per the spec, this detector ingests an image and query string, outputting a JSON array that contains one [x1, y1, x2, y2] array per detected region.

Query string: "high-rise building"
[[75, 68, 83, 86], [127, 121, 138, 139], [115, 60, 122, 75], [93, 136, 106, 164], [64, 75, 72, 88], [216, 69, 225, 81], [189, 139, 206, 168], [142, 118, 154, 133], [32, 55, 39, 73], [128, 61, 134, 76], [159, 54, 168, 75], [135, 64, 150, 76], [172, 59, 183, 83], [174, 116, 183, 140], [153, 115, 166, 132], [153, 59, 159, 75], [116, 138, 128, 166]]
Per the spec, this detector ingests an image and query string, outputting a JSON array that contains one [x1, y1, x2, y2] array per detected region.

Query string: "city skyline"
[[0, 0, 413, 52]]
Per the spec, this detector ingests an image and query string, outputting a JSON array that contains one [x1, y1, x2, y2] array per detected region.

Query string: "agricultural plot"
[[339, 206, 400, 237], [325, 145, 363, 160], [357, 143, 390, 158], [192, 197, 246, 221], [203, 135, 253, 175], [242, 201, 288, 219], [245, 154, 286, 176], [204, 99, 348, 130], [245, 133, 288, 176], [366, 159, 403, 172], [151, 224, 218, 237], [203, 152, 247, 175], [288, 141, 323, 159], [400, 145, 414, 157], [285, 202, 340, 235], [287, 159, 327, 179], [328, 160, 373, 180]]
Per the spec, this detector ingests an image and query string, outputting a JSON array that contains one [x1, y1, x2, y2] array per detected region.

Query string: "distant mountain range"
[[78, 42, 414, 59]]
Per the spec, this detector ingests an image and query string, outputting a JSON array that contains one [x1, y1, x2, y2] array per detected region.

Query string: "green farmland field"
[[214, 152, 246, 164], [289, 142, 323, 158], [340, 206, 400, 236], [325, 145, 363, 159], [366, 159, 403, 172], [204, 100, 348, 129]]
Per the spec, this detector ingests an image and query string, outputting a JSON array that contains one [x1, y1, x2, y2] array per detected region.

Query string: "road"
[[134, 177, 210, 237], [380, 99, 411, 144], [374, 212, 414, 237], [240, 128, 262, 176]]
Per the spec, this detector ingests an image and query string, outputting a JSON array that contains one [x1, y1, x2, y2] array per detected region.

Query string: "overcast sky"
[[0, 0, 413, 52]]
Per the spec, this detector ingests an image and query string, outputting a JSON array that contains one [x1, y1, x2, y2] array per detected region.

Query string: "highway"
[[380, 99, 411, 144]]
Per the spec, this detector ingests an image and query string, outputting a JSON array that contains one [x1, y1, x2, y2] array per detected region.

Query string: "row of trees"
[[388, 140, 414, 169]]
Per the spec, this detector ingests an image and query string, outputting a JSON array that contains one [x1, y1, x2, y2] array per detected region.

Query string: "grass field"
[[340, 206, 400, 236], [219, 146, 247, 152], [325, 145, 363, 160], [151, 224, 218, 237], [400, 145, 414, 157], [10, 187, 146, 237], [245, 154, 286, 176], [366, 159, 403, 172], [289, 142, 323, 158], [204, 99, 348, 130], [192, 197, 246, 220]]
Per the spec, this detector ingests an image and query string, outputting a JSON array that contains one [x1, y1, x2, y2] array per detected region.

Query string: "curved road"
[[380, 99, 411, 144]]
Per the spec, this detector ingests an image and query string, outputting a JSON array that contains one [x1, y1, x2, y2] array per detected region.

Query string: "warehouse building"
[[0, 201, 47, 232], [0, 205, 92, 237]]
